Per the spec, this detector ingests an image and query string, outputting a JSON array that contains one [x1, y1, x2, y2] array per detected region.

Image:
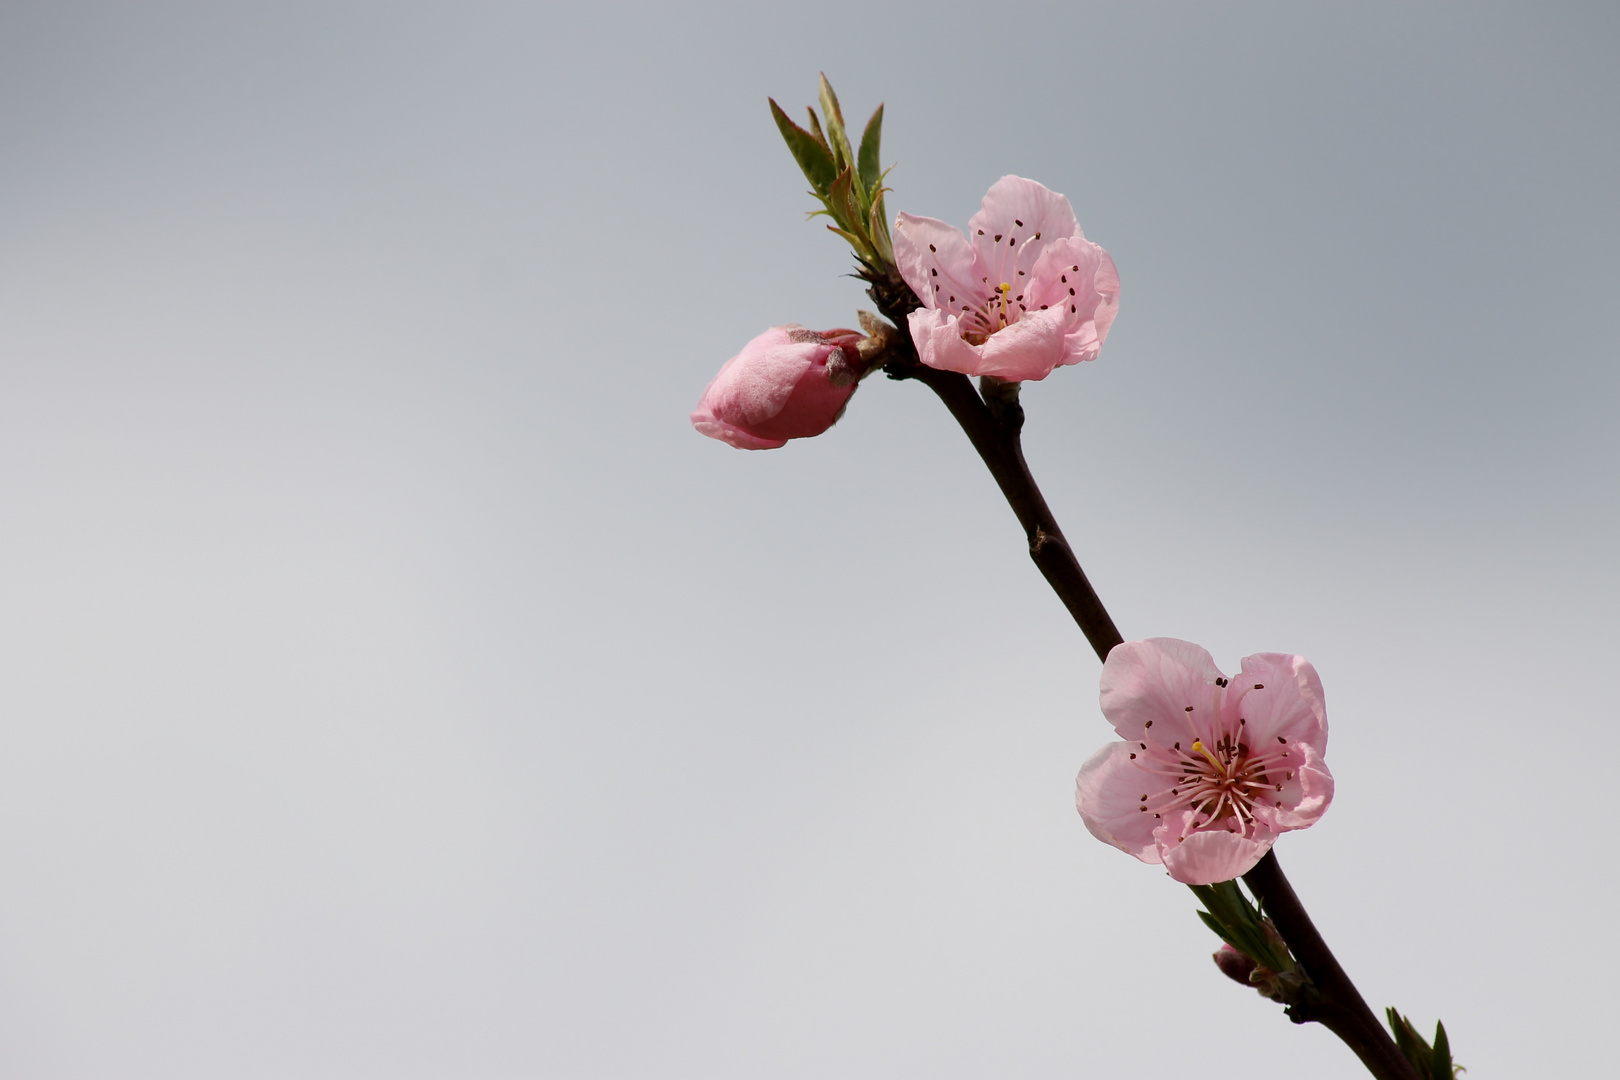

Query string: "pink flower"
[[691, 325, 863, 450], [1075, 638, 1334, 886], [893, 175, 1119, 382]]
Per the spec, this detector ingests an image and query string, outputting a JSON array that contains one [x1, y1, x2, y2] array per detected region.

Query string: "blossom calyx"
[[691, 325, 867, 450], [893, 176, 1119, 382], [1075, 638, 1335, 885]]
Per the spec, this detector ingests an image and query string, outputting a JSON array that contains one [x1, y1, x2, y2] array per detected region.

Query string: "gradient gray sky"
[[1, 3, 1615, 1077]]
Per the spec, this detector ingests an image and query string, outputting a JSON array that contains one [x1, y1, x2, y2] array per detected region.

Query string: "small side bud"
[[1213, 944, 1257, 987]]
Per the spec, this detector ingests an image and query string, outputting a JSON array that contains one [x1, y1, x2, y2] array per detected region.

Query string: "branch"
[[865, 274, 1121, 663], [864, 271, 1419, 1080], [1243, 852, 1421, 1080]]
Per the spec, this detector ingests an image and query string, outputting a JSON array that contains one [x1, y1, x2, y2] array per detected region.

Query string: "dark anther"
[[1014, 219, 1024, 226], [1145, 721, 1153, 728], [994, 234, 1002, 241], [1277, 736, 1288, 744], [1254, 684, 1264, 690], [929, 244, 937, 252], [1184, 706, 1194, 712]]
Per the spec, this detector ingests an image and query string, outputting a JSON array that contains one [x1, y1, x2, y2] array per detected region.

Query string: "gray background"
[[1, 2, 1615, 1076]]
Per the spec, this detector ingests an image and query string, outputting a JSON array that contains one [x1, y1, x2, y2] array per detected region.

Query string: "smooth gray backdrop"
[[2, 3, 1615, 1077]]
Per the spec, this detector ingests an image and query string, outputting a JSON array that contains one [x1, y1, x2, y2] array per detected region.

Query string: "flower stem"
[[1243, 852, 1420, 1080], [867, 276, 1419, 1080]]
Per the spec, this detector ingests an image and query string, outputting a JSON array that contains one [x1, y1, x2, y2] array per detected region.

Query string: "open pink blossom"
[[893, 175, 1119, 382], [691, 325, 863, 450], [1075, 638, 1334, 886]]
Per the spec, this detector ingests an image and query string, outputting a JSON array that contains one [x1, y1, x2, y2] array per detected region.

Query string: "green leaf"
[[824, 223, 868, 251], [1195, 910, 1242, 951], [827, 165, 862, 233], [1387, 1008, 1434, 1075], [857, 103, 884, 200], [818, 73, 854, 175], [1430, 1021, 1453, 1080], [817, 72, 846, 132], [769, 98, 836, 193], [804, 107, 831, 155], [1189, 882, 1292, 973]]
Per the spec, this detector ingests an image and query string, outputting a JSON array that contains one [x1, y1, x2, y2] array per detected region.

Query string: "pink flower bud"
[[1213, 944, 1258, 987], [691, 326, 863, 450]]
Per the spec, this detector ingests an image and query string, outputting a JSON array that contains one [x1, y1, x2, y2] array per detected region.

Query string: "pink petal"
[[1100, 639, 1226, 747], [1156, 826, 1276, 886], [970, 306, 1071, 381], [1232, 653, 1328, 753], [689, 413, 787, 450], [967, 176, 1081, 280], [894, 212, 979, 313], [1075, 742, 1161, 862], [1027, 237, 1120, 367], [1268, 744, 1334, 829], [905, 307, 988, 374]]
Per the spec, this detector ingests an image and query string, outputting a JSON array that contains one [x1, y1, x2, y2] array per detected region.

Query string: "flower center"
[[1134, 724, 1297, 839], [961, 280, 1025, 345]]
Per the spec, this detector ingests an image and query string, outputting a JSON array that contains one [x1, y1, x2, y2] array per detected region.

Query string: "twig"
[[865, 273, 1420, 1080]]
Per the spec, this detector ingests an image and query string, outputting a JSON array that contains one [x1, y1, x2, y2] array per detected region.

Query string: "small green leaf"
[[804, 107, 831, 155], [1430, 1021, 1453, 1080], [817, 72, 846, 131], [818, 73, 854, 176], [1195, 910, 1242, 951], [827, 165, 862, 232], [769, 98, 836, 193], [857, 103, 884, 202], [1386, 1008, 1435, 1074]]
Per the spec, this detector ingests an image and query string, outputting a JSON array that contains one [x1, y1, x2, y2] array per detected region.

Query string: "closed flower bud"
[[1213, 944, 1258, 987], [691, 325, 864, 450]]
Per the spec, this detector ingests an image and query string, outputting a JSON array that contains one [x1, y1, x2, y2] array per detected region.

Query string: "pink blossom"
[[893, 176, 1119, 382], [1075, 638, 1334, 886], [691, 325, 863, 450]]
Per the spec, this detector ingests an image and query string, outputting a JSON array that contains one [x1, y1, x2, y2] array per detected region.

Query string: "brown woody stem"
[[865, 273, 1418, 1080]]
